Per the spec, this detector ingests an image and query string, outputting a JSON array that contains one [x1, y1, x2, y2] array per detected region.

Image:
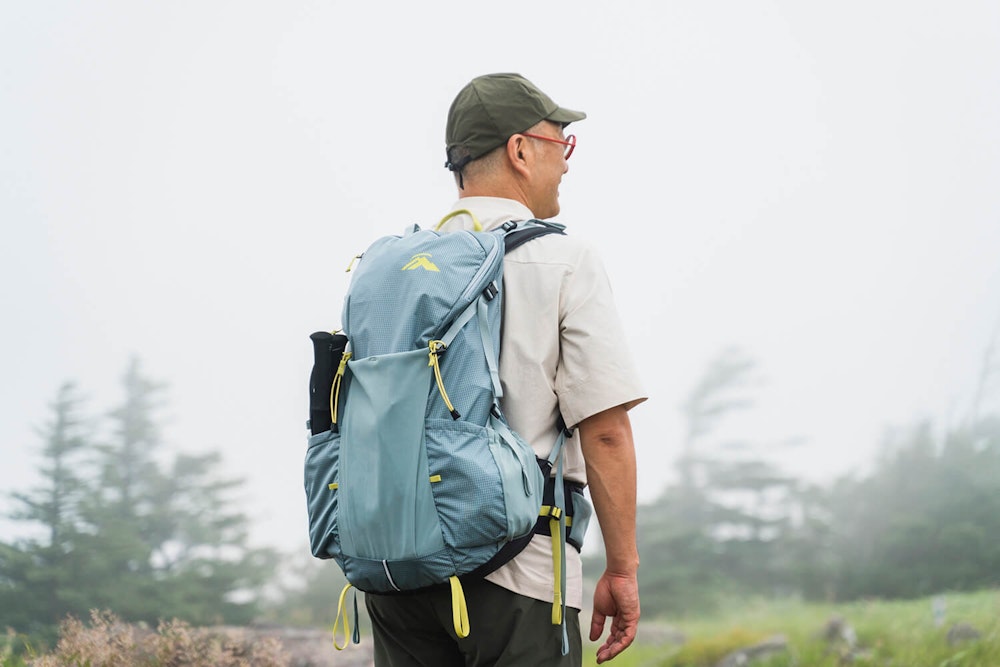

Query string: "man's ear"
[[506, 134, 531, 178]]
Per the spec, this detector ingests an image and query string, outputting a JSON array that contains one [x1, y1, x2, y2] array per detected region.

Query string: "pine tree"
[[0, 382, 91, 635], [76, 358, 173, 621], [5, 359, 280, 636], [79, 357, 277, 624]]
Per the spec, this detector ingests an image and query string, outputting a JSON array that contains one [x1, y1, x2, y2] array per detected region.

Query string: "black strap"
[[503, 221, 566, 254], [529, 476, 586, 552]]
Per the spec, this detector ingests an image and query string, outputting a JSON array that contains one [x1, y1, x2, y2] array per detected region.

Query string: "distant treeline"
[[585, 347, 1000, 617], [0, 360, 278, 645], [4, 349, 999, 648]]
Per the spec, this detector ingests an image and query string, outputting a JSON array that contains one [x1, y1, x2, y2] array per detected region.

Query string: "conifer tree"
[[79, 358, 276, 624], [76, 358, 173, 621], [4, 360, 278, 637], [0, 382, 91, 635]]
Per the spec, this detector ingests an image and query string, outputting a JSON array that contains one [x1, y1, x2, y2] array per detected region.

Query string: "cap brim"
[[546, 106, 587, 126]]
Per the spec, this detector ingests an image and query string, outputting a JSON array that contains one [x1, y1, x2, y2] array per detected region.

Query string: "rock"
[[820, 615, 857, 649], [714, 635, 788, 667], [947, 622, 981, 646]]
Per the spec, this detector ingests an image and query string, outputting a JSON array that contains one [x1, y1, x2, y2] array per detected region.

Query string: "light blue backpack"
[[304, 215, 584, 651]]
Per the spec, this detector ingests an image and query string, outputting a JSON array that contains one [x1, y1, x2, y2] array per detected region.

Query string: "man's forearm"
[[578, 404, 639, 573]]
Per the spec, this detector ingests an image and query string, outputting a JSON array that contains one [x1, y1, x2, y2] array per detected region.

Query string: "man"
[[365, 73, 646, 666]]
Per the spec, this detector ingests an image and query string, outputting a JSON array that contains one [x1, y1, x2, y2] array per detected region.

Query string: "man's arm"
[[578, 404, 640, 664]]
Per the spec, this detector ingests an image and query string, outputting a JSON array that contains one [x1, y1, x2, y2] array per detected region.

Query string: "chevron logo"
[[401, 253, 440, 272]]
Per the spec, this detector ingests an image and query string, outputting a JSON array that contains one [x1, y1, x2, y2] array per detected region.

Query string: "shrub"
[[30, 610, 288, 667]]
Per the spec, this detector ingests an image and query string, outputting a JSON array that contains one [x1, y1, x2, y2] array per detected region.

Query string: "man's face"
[[525, 122, 571, 219]]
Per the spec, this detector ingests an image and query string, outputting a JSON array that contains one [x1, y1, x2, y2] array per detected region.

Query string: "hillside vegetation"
[[583, 589, 1000, 667]]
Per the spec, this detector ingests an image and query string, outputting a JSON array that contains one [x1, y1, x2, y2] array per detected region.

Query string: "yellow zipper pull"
[[345, 254, 363, 272], [429, 341, 460, 419], [330, 351, 352, 425]]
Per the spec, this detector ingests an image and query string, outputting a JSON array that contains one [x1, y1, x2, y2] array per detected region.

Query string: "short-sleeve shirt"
[[439, 197, 647, 608]]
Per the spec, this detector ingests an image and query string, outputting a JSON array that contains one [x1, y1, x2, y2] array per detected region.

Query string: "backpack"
[[304, 214, 581, 651]]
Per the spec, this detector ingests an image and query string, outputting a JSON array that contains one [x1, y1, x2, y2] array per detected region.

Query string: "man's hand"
[[589, 570, 640, 663], [579, 405, 641, 663]]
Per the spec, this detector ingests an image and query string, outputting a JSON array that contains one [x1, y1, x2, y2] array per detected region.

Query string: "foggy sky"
[[2, 0, 999, 554]]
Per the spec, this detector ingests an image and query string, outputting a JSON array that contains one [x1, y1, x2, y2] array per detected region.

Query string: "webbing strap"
[[491, 415, 535, 495], [352, 591, 360, 645], [539, 505, 573, 527], [333, 583, 354, 650], [547, 428, 571, 656], [549, 511, 563, 624], [441, 297, 479, 348], [449, 576, 471, 638], [477, 295, 503, 398], [548, 432, 564, 466]]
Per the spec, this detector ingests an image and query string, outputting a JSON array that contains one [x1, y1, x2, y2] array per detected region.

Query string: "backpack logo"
[[401, 253, 440, 272]]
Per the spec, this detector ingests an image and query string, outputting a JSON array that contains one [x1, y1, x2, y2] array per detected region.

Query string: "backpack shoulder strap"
[[502, 219, 566, 254]]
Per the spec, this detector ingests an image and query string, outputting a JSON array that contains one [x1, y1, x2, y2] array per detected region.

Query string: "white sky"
[[2, 1, 999, 555]]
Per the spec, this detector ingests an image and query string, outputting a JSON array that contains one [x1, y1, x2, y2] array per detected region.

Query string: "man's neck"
[[459, 181, 531, 212]]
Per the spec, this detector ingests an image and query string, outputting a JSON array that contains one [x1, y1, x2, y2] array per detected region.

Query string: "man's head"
[[445, 73, 586, 171], [444, 73, 585, 218]]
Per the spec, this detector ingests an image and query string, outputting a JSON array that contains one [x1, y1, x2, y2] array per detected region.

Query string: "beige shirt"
[[439, 197, 646, 609]]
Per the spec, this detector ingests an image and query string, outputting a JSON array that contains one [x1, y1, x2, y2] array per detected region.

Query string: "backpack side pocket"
[[304, 429, 342, 560], [567, 487, 593, 552], [489, 424, 545, 542]]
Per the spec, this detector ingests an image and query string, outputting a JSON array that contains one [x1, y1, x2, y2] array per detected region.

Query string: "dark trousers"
[[365, 579, 582, 666]]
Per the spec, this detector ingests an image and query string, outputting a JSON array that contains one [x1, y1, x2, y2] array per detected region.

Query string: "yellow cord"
[[333, 583, 353, 650], [435, 209, 483, 232], [330, 352, 352, 425], [449, 576, 470, 638], [428, 341, 459, 418], [549, 509, 563, 625]]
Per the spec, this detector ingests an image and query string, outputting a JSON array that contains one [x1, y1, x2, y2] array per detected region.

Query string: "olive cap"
[[445, 73, 586, 172]]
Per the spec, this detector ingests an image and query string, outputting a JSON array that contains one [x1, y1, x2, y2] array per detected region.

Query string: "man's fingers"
[[596, 621, 636, 664], [589, 609, 607, 642]]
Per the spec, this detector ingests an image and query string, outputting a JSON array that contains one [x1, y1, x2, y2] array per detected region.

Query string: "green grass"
[[583, 589, 1000, 667]]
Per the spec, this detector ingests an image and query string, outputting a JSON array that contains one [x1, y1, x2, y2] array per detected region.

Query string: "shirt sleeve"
[[555, 241, 647, 428]]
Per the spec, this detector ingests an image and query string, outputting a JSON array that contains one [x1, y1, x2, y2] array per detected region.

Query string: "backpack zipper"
[[429, 340, 460, 419], [330, 352, 352, 425]]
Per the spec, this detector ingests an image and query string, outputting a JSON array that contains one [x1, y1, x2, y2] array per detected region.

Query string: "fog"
[[2, 1, 999, 555]]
